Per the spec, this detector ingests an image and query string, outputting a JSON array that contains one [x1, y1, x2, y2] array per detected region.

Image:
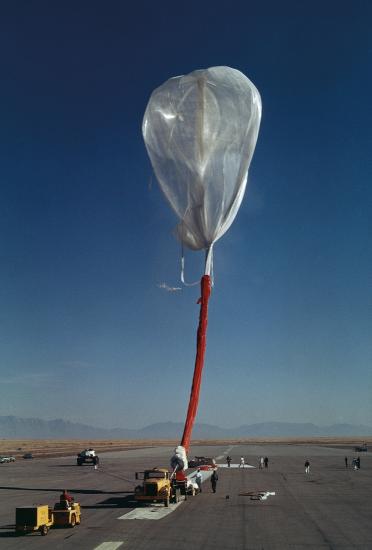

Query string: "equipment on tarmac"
[[15, 501, 81, 536], [188, 456, 216, 469], [53, 501, 81, 527], [15, 505, 54, 536], [77, 448, 99, 466], [134, 468, 188, 507], [239, 491, 276, 501]]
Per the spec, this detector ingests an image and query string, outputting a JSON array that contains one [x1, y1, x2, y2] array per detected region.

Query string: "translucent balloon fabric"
[[143, 66, 261, 274]]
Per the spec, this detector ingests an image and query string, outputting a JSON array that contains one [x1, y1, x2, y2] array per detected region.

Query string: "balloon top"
[[143, 66, 261, 273]]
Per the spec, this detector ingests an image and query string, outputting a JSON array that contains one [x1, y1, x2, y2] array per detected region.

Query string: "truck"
[[188, 456, 216, 469], [77, 448, 99, 466], [0, 456, 15, 463], [134, 468, 187, 507], [354, 444, 368, 452]]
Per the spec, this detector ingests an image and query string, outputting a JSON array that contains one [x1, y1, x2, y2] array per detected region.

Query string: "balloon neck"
[[204, 245, 214, 277]]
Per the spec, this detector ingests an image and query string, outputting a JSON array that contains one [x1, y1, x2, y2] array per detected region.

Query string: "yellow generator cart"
[[53, 502, 81, 527], [15, 505, 54, 536]]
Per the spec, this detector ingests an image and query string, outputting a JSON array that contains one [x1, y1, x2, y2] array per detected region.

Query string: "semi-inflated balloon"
[[143, 66, 261, 273]]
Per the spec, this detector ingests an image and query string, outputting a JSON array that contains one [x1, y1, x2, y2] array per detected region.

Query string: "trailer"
[[15, 505, 54, 536]]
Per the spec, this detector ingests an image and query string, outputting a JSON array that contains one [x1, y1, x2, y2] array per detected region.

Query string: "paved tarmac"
[[0, 443, 371, 549]]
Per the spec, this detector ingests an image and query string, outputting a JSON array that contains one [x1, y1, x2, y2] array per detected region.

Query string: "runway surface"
[[0, 443, 371, 549]]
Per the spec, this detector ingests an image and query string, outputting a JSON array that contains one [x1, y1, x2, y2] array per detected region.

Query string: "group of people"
[[345, 456, 361, 470], [195, 468, 218, 493], [227, 455, 270, 468], [258, 456, 269, 469]]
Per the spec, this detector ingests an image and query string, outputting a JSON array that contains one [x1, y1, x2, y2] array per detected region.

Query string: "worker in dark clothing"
[[356, 456, 360, 469], [345, 456, 348, 468], [59, 489, 74, 508], [264, 456, 269, 468], [60, 489, 73, 504], [211, 469, 218, 493], [226, 455, 232, 467]]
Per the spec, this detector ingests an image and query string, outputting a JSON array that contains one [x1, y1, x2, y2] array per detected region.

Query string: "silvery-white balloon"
[[142, 66, 261, 274]]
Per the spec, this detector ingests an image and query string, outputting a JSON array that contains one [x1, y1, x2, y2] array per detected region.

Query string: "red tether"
[[181, 274, 212, 452]]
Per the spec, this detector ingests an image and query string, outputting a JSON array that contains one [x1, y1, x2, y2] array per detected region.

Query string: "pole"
[[181, 274, 212, 452]]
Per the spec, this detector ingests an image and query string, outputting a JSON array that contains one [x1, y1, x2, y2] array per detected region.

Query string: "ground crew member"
[[305, 460, 310, 474], [264, 456, 269, 468], [226, 455, 232, 467], [211, 469, 218, 493], [195, 468, 203, 492], [239, 457, 245, 468], [60, 489, 73, 506]]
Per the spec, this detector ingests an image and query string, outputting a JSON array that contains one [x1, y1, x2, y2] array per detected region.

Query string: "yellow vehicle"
[[135, 468, 183, 507], [53, 501, 81, 527], [15, 501, 81, 536], [15, 505, 54, 536]]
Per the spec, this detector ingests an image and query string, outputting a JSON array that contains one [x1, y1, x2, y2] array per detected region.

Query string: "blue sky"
[[0, 2, 371, 430]]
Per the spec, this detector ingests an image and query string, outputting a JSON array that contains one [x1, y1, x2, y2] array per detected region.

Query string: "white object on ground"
[[93, 543, 124, 550]]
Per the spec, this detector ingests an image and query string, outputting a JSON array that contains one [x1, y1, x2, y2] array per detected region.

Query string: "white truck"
[[76, 448, 99, 466]]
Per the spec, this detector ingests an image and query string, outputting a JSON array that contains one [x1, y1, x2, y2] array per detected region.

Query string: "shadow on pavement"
[[82, 495, 136, 509], [0, 486, 132, 495], [0, 525, 18, 538]]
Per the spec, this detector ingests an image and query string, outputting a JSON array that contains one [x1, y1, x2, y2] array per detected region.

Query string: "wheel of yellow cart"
[[70, 514, 76, 527], [39, 525, 49, 536]]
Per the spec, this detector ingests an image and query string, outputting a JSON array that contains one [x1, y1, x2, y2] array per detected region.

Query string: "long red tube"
[[181, 274, 212, 452]]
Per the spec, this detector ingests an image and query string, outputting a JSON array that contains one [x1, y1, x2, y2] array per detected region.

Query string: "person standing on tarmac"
[[195, 468, 203, 492], [226, 455, 232, 467], [239, 456, 245, 468], [264, 456, 269, 469], [211, 469, 218, 493]]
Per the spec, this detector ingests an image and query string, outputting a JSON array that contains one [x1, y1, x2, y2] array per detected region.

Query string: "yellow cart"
[[52, 502, 81, 527], [15, 505, 54, 536]]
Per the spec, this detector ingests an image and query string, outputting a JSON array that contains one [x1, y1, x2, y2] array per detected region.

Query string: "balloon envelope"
[[143, 66, 261, 253]]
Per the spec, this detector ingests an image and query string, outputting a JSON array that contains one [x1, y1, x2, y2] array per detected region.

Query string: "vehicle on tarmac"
[[15, 505, 54, 536], [22, 453, 33, 459], [77, 448, 99, 466], [0, 456, 15, 463], [354, 443, 368, 452], [15, 502, 81, 536], [134, 468, 187, 507], [188, 456, 216, 469], [52, 501, 81, 528]]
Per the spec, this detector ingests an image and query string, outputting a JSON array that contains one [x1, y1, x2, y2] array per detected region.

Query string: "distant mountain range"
[[1, 416, 371, 439]]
